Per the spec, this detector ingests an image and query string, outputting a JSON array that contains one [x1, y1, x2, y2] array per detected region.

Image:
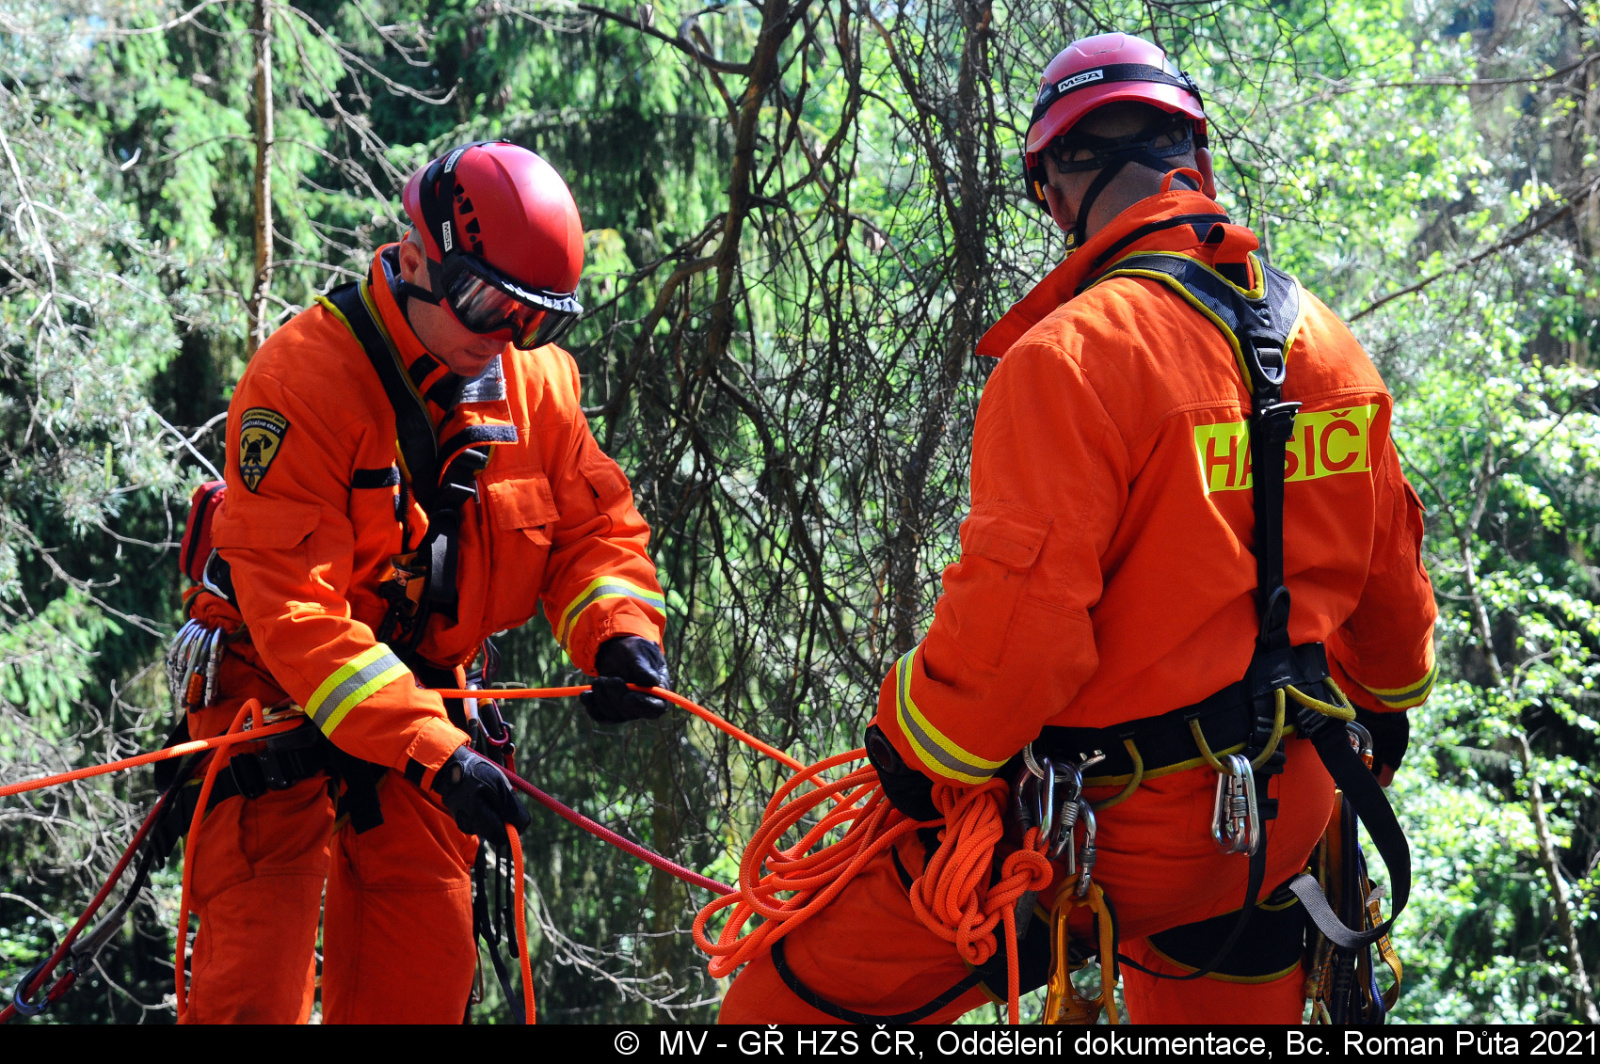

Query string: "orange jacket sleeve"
[[537, 351, 667, 674], [873, 340, 1121, 784], [212, 368, 468, 783], [1325, 427, 1438, 714]]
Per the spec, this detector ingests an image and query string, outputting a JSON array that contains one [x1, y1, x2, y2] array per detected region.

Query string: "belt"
[[1035, 643, 1332, 789]]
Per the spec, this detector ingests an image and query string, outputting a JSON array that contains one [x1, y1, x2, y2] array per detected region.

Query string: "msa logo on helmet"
[[1051, 69, 1105, 97], [1194, 405, 1376, 493], [442, 146, 469, 173], [441, 220, 454, 253]]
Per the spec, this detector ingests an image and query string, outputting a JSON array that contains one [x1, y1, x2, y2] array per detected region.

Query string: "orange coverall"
[[182, 244, 665, 1023], [720, 188, 1437, 1024]]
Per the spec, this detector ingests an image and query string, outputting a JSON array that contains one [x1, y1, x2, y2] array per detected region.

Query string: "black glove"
[[580, 636, 672, 723], [1353, 705, 1409, 786], [865, 723, 941, 822], [431, 744, 531, 846]]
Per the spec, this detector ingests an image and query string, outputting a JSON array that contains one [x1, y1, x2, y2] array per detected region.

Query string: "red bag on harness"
[[179, 480, 227, 583]]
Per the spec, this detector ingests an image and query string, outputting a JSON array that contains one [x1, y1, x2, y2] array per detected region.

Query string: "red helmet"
[[403, 141, 584, 291], [1022, 33, 1206, 210], [401, 142, 586, 349]]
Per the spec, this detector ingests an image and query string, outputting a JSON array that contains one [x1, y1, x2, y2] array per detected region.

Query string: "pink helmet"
[[1023, 33, 1206, 208]]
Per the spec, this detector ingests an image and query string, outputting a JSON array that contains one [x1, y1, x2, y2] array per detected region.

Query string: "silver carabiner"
[[1346, 721, 1373, 761], [1035, 758, 1057, 843], [1210, 753, 1260, 855], [166, 621, 200, 692], [201, 627, 224, 708], [1048, 763, 1085, 862], [1012, 759, 1039, 832], [1075, 801, 1098, 897]]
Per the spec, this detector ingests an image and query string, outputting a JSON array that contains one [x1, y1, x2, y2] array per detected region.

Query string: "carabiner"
[[11, 958, 52, 1018], [1075, 801, 1098, 897], [1048, 763, 1085, 862], [1210, 754, 1260, 855], [1035, 758, 1057, 844]]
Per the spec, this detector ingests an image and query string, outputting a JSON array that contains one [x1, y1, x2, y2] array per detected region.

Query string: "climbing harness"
[[317, 271, 493, 653], [1058, 247, 1412, 993]]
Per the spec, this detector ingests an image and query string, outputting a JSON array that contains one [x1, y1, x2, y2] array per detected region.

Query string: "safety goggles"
[[413, 143, 584, 350], [433, 253, 583, 350]]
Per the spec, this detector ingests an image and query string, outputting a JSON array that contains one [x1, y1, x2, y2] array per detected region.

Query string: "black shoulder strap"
[[318, 280, 476, 641], [1093, 253, 1302, 653], [1097, 253, 1410, 969], [319, 281, 443, 509]]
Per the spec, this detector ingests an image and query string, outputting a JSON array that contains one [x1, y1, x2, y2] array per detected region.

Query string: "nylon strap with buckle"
[[1085, 251, 1412, 977]]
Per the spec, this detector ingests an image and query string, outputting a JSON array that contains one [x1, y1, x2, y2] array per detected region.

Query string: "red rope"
[[0, 788, 172, 1024], [503, 769, 732, 895]]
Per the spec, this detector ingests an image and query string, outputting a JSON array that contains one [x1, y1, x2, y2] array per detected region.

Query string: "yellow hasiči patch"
[[1193, 404, 1376, 494], [238, 407, 289, 492]]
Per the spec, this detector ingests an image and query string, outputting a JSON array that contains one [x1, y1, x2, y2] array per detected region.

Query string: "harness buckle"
[[1210, 754, 1260, 855]]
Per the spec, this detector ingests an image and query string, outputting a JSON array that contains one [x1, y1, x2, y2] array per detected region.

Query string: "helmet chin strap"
[[1059, 133, 1199, 250]]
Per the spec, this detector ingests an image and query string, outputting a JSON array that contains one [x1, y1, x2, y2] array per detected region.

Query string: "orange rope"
[[693, 753, 1053, 1024], [506, 830, 536, 1025], [174, 699, 263, 1019], [0, 712, 300, 799], [430, 685, 804, 772]]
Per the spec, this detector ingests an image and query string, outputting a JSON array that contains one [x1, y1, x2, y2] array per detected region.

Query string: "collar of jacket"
[[369, 244, 519, 475], [976, 189, 1260, 359]]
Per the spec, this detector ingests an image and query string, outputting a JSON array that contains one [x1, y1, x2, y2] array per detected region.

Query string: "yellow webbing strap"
[[1091, 738, 1144, 813]]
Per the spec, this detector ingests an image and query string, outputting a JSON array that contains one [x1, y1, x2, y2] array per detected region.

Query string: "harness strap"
[[1287, 702, 1410, 949], [1087, 249, 1409, 979], [770, 938, 987, 1024], [318, 279, 482, 646]]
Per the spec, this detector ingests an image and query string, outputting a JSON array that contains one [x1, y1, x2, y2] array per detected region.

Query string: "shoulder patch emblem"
[[238, 407, 289, 492]]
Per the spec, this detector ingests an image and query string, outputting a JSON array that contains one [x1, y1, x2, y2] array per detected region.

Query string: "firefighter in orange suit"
[[180, 142, 669, 1023], [719, 34, 1436, 1024]]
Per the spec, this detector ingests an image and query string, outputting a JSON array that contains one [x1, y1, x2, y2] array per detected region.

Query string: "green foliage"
[[3, 0, 1599, 1024]]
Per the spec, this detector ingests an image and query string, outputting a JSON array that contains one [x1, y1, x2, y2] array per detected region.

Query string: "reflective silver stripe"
[[1364, 661, 1437, 708], [892, 648, 1003, 785], [558, 578, 666, 646], [307, 645, 409, 733]]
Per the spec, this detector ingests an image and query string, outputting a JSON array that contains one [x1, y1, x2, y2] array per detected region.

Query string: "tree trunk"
[[247, 0, 275, 356], [1516, 733, 1600, 1024]]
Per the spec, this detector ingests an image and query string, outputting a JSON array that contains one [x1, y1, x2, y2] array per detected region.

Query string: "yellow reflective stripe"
[[1358, 660, 1438, 710], [305, 644, 410, 736], [556, 576, 666, 649], [891, 647, 1007, 785]]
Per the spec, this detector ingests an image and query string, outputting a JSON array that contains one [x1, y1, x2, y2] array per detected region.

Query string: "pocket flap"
[[960, 504, 1052, 570], [211, 502, 320, 550], [487, 474, 559, 531]]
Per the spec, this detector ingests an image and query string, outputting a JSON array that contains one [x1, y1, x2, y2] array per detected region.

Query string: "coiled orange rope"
[[693, 752, 1054, 1024]]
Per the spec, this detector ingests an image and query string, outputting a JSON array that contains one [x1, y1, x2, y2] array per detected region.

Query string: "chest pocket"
[[481, 472, 560, 634], [487, 473, 559, 546]]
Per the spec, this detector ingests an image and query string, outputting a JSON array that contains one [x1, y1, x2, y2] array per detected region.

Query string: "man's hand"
[[1352, 705, 1409, 788], [580, 636, 672, 723], [431, 745, 531, 845]]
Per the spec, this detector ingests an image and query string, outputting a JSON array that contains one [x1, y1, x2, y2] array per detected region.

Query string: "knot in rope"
[[909, 779, 1031, 965]]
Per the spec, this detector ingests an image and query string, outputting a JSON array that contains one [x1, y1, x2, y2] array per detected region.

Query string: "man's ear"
[[1196, 147, 1218, 200], [397, 231, 425, 283]]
